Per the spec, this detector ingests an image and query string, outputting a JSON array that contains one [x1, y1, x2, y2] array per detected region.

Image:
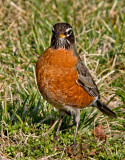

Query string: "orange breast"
[[36, 48, 95, 109]]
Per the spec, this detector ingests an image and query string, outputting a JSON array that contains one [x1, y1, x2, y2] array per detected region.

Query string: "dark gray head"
[[51, 23, 75, 49]]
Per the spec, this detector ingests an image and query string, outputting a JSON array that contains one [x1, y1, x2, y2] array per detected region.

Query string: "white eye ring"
[[66, 28, 72, 37], [66, 28, 72, 32]]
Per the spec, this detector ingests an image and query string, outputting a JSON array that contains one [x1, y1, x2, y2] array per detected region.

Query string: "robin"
[[36, 23, 116, 145]]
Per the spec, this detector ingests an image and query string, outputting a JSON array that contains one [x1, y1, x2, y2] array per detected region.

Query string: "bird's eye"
[[67, 30, 72, 35], [65, 29, 72, 37]]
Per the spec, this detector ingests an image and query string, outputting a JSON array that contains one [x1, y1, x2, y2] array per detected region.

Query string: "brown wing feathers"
[[76, 60, 100, 98]]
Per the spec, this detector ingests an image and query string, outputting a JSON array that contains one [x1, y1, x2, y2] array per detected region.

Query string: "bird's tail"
[[94, 100, 117, 118]]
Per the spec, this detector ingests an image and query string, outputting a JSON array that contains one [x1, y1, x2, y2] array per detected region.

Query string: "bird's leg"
[[55, 110, 65, 139], [73, 109, 80, 146]]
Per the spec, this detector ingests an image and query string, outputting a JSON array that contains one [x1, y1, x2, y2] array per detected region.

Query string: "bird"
[[36, 23, 117, 145]]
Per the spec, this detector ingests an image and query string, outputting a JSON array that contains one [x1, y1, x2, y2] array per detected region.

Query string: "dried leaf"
[[92, 123, 106, 141]]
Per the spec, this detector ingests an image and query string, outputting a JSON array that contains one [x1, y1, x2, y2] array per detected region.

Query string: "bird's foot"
[[72, 140, 77, 148], [54, 135, 60, 140]]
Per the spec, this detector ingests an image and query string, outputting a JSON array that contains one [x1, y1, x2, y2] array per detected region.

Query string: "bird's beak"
[[57, 33, 66, 38], [58, 34, 66, 38]]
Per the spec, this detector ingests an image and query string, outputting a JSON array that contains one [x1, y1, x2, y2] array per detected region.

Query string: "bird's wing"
[[72, 45, 100, 98]]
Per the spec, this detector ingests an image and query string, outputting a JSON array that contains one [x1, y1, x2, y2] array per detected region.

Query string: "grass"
[[0, 0, 125, 159]]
